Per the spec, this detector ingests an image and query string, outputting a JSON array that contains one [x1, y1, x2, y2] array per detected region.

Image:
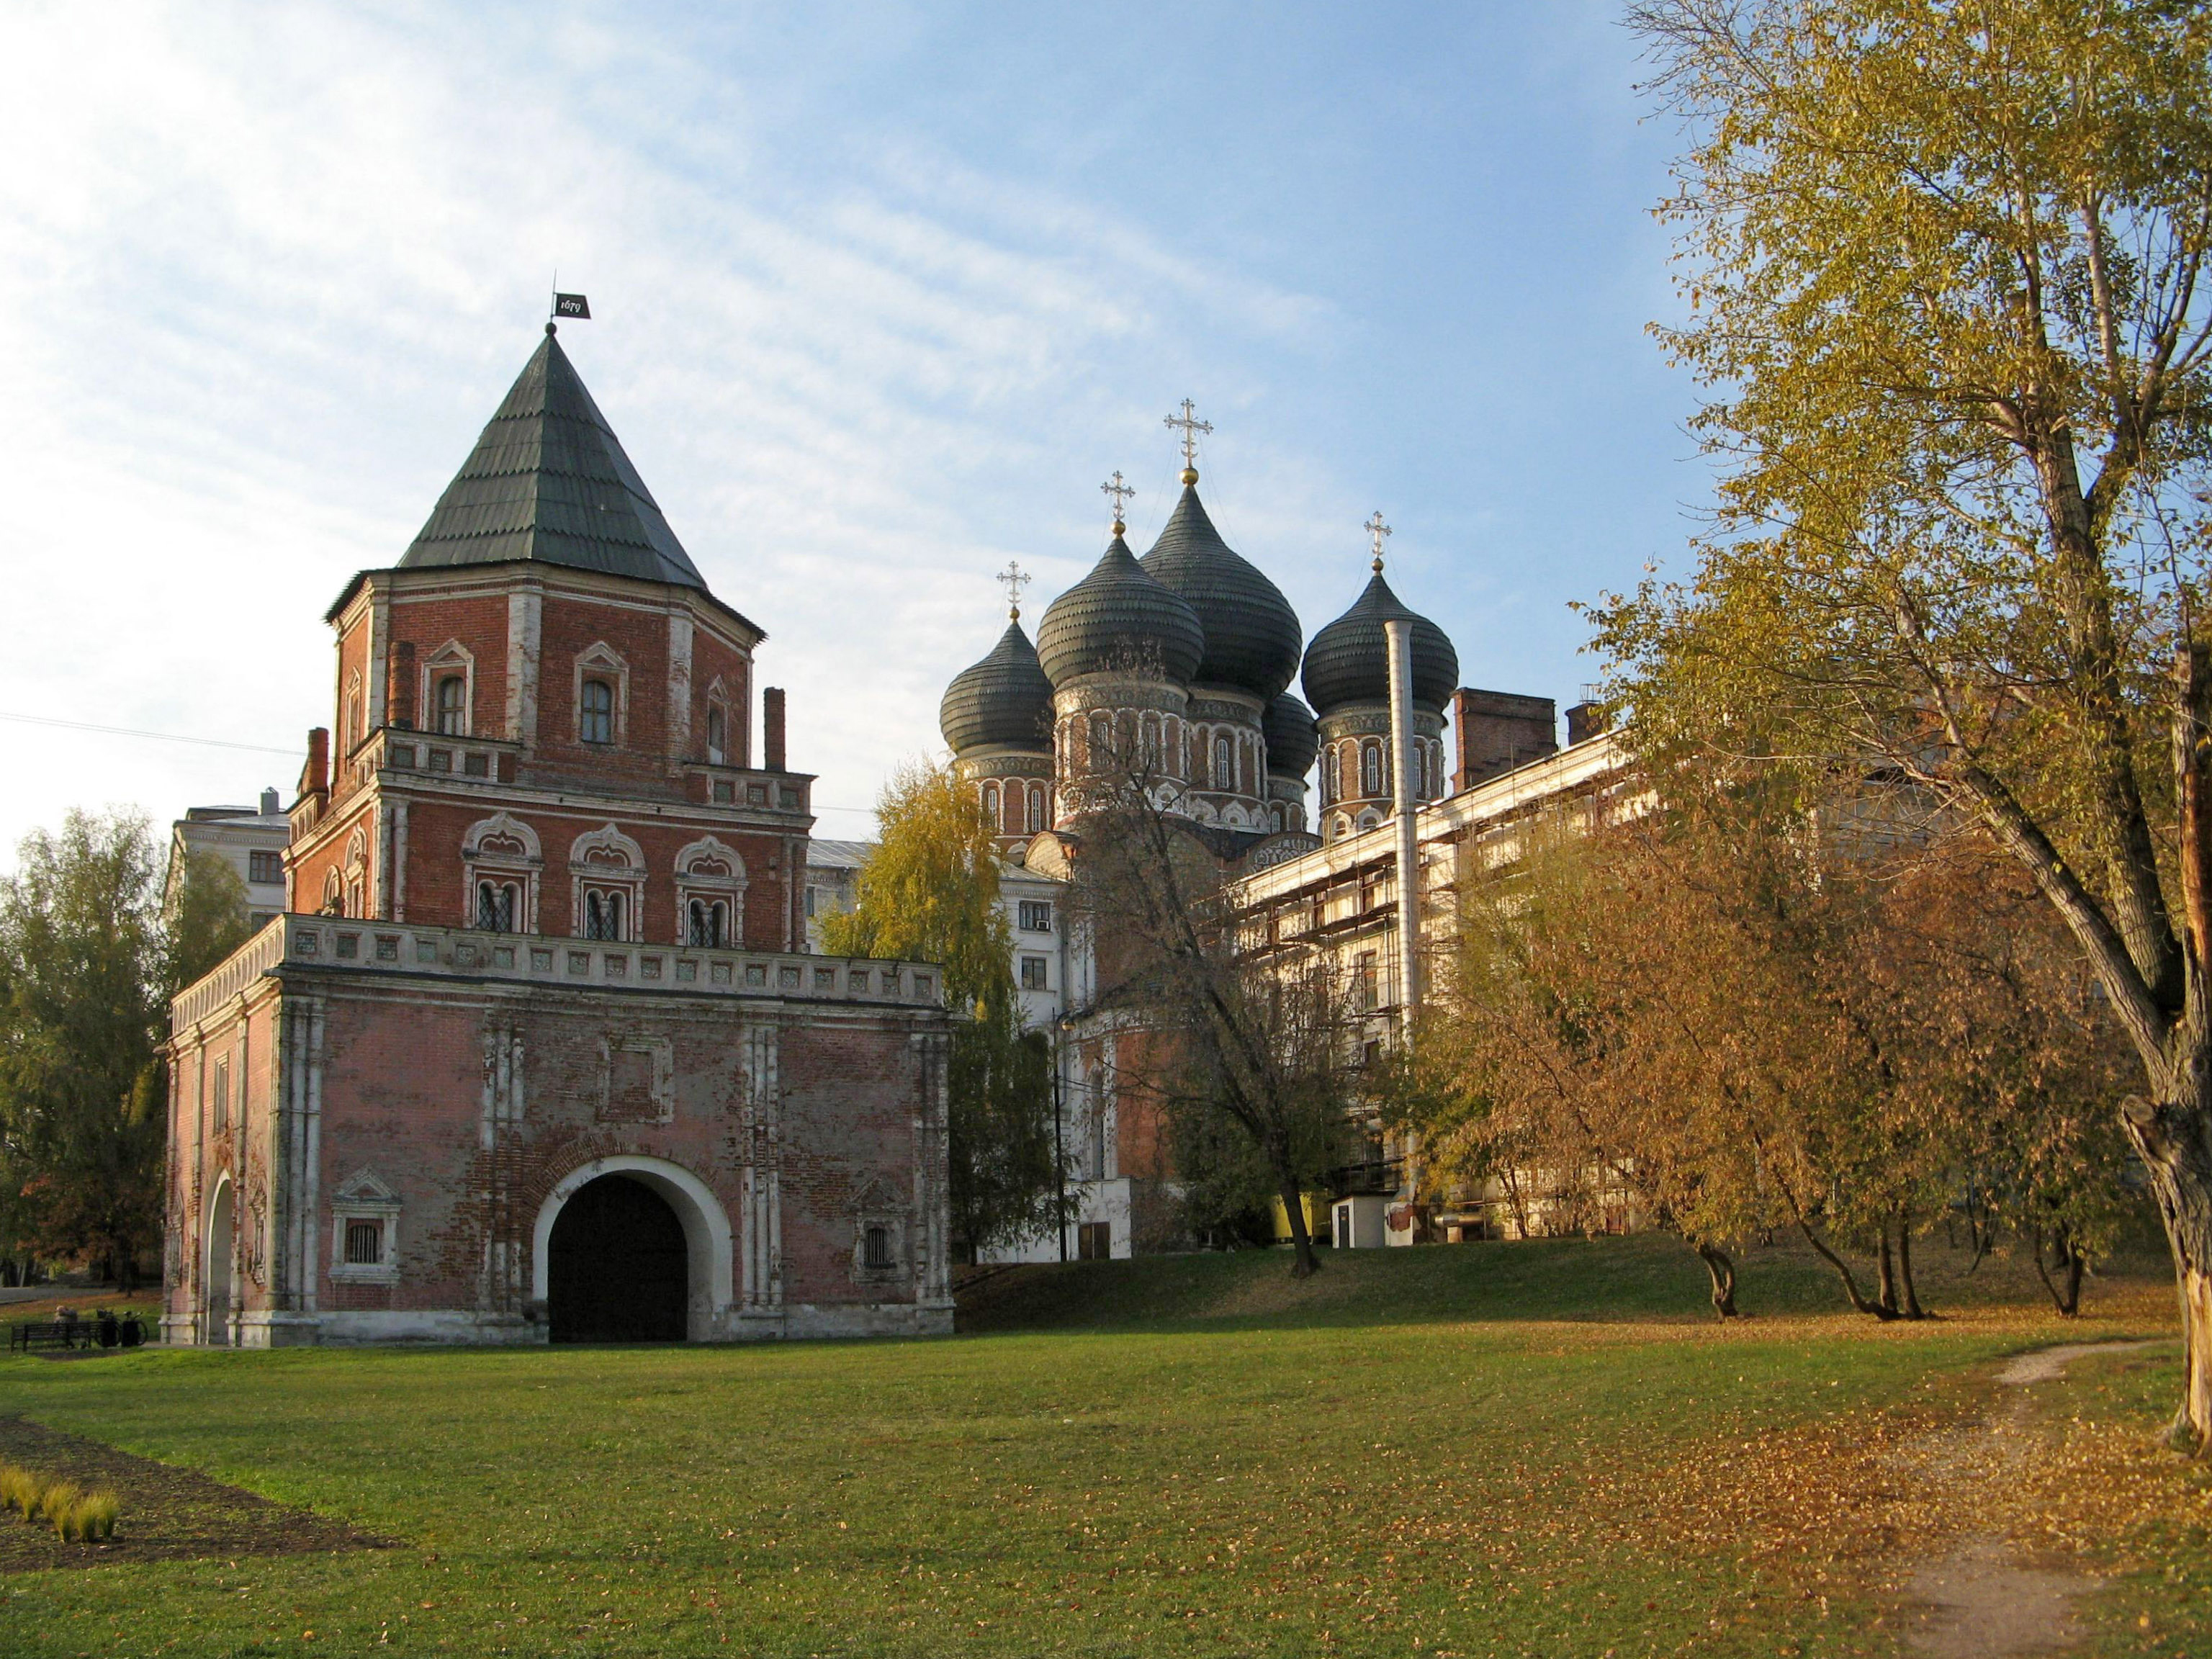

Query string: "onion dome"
[[1262, 692, 1319, 778], [1140, 485, 1303, 699], [940, 619, 1052, 754], [1036, 534, 1205, 689], [1301, 570, 1460, 716]]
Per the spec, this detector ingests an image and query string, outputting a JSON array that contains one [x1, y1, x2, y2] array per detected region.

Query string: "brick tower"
[[164, 325, 954, 1347]]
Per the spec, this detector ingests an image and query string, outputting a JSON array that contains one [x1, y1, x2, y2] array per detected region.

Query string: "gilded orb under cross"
[[997, 559, 1030, 621]]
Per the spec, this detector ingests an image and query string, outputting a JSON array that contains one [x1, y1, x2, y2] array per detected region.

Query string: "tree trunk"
[[1876, 1228, 1898, 1316], [1695, 1242, 1739, 1319], [2123, 1094, 2212, 1451], [1897, 1215, 1925, 1320], [2032, 1228, 2084, 1317], [1274, 1169, 1321, 1280], [1796, 1218, 1895, 1319]]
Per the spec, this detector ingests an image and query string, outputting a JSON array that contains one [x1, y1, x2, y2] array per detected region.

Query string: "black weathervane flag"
[[552, 292, 590, 320]]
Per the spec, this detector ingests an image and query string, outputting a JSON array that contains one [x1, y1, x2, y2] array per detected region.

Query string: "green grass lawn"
[[0, 1235, 2199, 1658]]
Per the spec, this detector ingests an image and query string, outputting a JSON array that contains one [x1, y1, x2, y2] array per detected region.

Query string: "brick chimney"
[[300, 728, 329, 801], [763, 688, 787, 773], [1451, 688, 1557, 792], [1564, 700, 1609, 746], [388, 640, 416, 728]]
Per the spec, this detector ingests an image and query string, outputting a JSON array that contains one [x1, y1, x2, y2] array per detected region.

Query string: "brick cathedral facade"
[[164, 325, 954, 1346]]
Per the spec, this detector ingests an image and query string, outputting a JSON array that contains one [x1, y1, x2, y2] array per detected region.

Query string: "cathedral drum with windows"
[[163, 324, 954, 1348]]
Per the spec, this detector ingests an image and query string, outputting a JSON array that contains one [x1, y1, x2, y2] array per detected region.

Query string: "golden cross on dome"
[[1366, 511, 1391, 573], [1164, 398, 1213, 480], [997, 559, 1031, 621], [1100, 470, 1135, 534]]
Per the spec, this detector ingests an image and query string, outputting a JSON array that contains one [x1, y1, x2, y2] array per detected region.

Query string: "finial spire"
[[1164, 398, 1213, 485], [997, 559, 1032, 621], [1366, 511, 1391, 574], [1100, 470, 1135, 536]]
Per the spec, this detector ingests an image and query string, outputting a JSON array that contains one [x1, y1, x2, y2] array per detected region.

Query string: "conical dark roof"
[[940, 619, 1053, 754], [1262, 691, 1319, 778], [1302, 570, 1459, 716], [1037, 536, 1205, 688], [399, 327, 706, 589], [1140, 486, 1302, 699]]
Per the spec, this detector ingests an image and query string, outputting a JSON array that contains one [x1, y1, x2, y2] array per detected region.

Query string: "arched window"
[[477, 880, 517, 932], [435, 675, 466, 735], [1142, 714, 1162, 770], [1361, 742, 1383, 797], [1213, 735, 1233, 790], [320, 869, 343, 916], [1027, 784, 1047, 833], [1088, 712, 1112, 766], [981, 783, 1000, 825], [1271, 806, 1285, 832], [687, 897, 728, 948], [583, 889, 626, 940], [705, 704, 727, 765], [580, 679, 614, 745]]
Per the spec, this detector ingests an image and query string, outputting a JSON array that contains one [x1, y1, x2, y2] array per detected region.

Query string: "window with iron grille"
[[344, 1219, 382, 1266], [863, 1225, 891, 1269]]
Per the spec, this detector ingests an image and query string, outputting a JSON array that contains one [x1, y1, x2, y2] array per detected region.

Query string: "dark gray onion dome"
[[1262, 691, 1319, 778], [1140, 486, 1303, 700], [1300, 571, 1460, 716], [940, 619, 1053, 754], [1036, 535, 1205, 689]]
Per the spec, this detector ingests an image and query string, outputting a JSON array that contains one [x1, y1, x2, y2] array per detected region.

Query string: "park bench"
[[6, 1310, 146, 1353]]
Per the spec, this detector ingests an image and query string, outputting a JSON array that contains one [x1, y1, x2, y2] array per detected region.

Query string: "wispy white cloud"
[[0, 2, 1351, 847]]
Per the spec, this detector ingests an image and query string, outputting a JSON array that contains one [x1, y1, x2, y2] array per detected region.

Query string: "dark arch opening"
[[547, 1174, 688, 1343]]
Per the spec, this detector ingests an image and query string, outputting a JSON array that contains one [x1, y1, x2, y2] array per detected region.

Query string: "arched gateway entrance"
[[547, 1176, 687, 1342], [533, 1156, 734, 1344]]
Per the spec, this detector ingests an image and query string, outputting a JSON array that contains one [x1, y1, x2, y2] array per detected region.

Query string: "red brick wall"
[[385, 592, 512, 739]]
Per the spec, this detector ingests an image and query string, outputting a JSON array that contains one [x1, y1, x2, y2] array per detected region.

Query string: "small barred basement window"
[[345, 1218, 383, 1266], [863, 1226, 891, 1269]]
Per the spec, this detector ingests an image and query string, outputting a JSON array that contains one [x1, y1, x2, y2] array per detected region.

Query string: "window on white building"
[[1020, 955, 1049, 991], [1017, 900, 1053, 932]]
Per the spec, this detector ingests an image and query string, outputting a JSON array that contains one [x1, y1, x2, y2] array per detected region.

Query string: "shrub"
[[38, 1480, 81, 1537], [67, 1492, 119, 1542], [0, 1464, 37, 1516]]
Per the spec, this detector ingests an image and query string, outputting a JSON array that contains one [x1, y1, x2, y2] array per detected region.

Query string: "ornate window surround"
[[572, 642, 630, 747], [702, 674, 734, 765], [463, 811, 543, 933], [570, 824, 647, 943], [418, 639, 476, 737], [330, 1168, 402, 1285], [674, 835, 747, 947]]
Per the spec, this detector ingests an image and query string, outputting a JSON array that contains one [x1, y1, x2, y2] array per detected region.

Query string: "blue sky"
[[0, 1, 1699, 858]]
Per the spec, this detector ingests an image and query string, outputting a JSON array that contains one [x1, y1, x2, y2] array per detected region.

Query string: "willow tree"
[[819, 762, 1056, 1259], [1606, 0, 2212, 1444]]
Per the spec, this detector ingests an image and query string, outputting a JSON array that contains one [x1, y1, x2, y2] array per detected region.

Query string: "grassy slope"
[[0, 1236, 2194, 1659], [958, 1226, 2154, 1331]]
